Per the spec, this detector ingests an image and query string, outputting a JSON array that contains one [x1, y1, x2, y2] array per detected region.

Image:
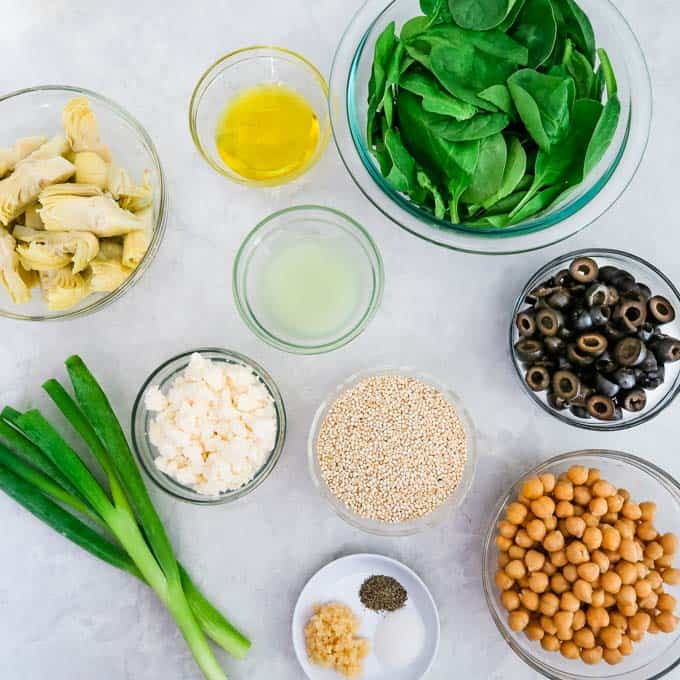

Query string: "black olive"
[[585, 283, 609, 308], [544, 336, 566, 355], [606, 286, 620, 306], [614, 337, 648, 367], [614, 299, 647, 332], [614, 367, 637, 390], [624, 284, 651, 303], [529, 284, 560, 301], [640, 367, 665, 390], [556, 356, 573, 371], [620, 389, 647, 413], [532, 358, 558, 372], [595, 357, 617, 375], [598, 265, 620, 283], [587, 394, 616, 420], [639, 351, 658, 373], [536, 308, 563, 336], [570, 405, 591, 419], [571, 382, 593, 407], [558, 327, 574, 341], [595, 372, 620, 397], [648, 296, 676, 324], [547, 392, 568, 411], [525, 366, 551, 392], [516, 310, 537, 337], [603, 322, 626, 342], [552, 269, 572, 287], [576, 332, 608, 356], [590, 305, 611, 327], [552, 370, 581, 401], [547, 288, 572, 310], [572, 309, 593, 332], [637, 323, 655, 343], [567, 343, 596, 367], [514, 339, 544, 363], [610, 270, 637, 293], [650, 337, 680, 363], [569, 257, 599, 283]]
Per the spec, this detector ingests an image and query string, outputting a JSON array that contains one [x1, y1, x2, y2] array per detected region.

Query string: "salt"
[[374, 606, 426, 669]]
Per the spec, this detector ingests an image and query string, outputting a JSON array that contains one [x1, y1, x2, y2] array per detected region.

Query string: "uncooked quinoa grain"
[[316, 375, 467, 523]]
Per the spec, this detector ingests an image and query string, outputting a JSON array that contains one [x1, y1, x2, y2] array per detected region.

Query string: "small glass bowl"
[[233, 205, 384, 355], [307, 367, 477, 536], [483, 450, 680, 679], [131, 348, 286, 505], [0, 85, 166, 320], [330, 0, 652, 254], [189, 46, 331, 187], [510, 249, 680, 431]]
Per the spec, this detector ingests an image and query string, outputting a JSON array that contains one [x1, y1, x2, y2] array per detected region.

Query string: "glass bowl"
[[233, 205, 384, 354], [307, 367, 477, 536], [483, 450, 680, 679], [510, 249, 680, 431], [330, 0, 652, 254], [131, 348, 287, 505], [0, 85, 166, 320], [189, 46, 331, 187]]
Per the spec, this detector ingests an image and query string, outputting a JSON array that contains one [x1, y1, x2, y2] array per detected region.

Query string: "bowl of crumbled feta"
[[131, 348, 286, 503]]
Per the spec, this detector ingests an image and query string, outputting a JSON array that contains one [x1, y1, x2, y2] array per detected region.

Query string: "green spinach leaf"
[[421, 0, 454, 23], [564, 42, 595, 99], [499, 0, 527, 31], [583, 96, 620, 176], [432, 111, 510, 141], [461, 132, 508, 204], [482, 136, 527, 207], [400, 70, 477, 120], [417, 169, 447, 218], [555, 0, 596, 65], [367, 22, 398, 146], [510, 0, 557, 68], [425, 24, 528, 64], [478, 84, 518, 120], [448, 0, 513, 31], [597, 48, 617, 98], [384, 128, 427, 202]]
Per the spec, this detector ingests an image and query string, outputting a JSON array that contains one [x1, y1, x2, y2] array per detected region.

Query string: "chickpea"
[[603, 593, 617, 608], [496, 535, 512, 552], [637, 561, 650, 580], [620, 635, 634, 656], [573, 505, 585, 517], [619, 603, 639, 620], [604, 549, 621, 565], [554, 480, 574, 502], [573, 579, 593, 604], [628, 627, 645, 642], [658, 593, 677, 612], [544, 515, 558, 530], [576, 562, 600, 583], [602, 526, 622, 552], [583, 527, 603, 551], [550, 550, 568, 568], [564, 516, 586, 539], [566, 541, 590, 565], [616, 561, 638, 586], [551, 573, 569, 594], [629, 611, 651, 633], [543, 530, 565, 553], [539, 473, 556, 494], [656, 612, 679, 634], [573, 485, 591, 506], [508, 609, 530, 632], [583, 512, 600, 528], [635, 579, 653, 600], [501, 590, 520, 611], [609, 611, 628, 632], [639, 592, 659, 611], [531, 496, 556, 519], [506, 560, 526, 580], [603, 648, 624, 666], [560, 640, 579, 659], [592, 550, 610, 574], [615, 519, 635, 540], [525, 550, 544, 572], [619, 538, 641, 564], [587, 607, 610, 630], [525, 622, 544, 641], [518, 576, 530, 589], [638, 521, 658, 542], [561, 591, 581, 612], [581, 646, 604, 665], [573, 609, 586, 631], [586, 468, 601, 486], [563, 564, 578, 584], [602, 512, 619, 524], [541, 615, 558, 635], [543, 562, 557, 577], [515, 529, 534, 549], [591, 588, 606, 608], [600, 625, 622, 650], [647, 570, 663, 591], [660, 533, 678, 555], [663, 569, 680, 586], [529, 572, 549, 594], [616, 584, 635, 605], [508, 545, 526, 560], [567, 465, 589, 486], [589, 497, 608, 517], [649, 619, 660, 635], [621, 500, 642, 520], [539, 592, 559, 617], [639, 501, 657, 522], [592, 480, 616, 498], [541, 634, 560, 652], [507, 502, 528, 525], [498, 552, 510, 569], [520, 589, 540, 612], [645, 541, 664, 561], [521, 477, 544, 500], [607, 494, 624, 514], [600, 571, 622, 595], [526, 519, 547, 542], [656, 554, 674, 569], [496, 570, 514, 590]]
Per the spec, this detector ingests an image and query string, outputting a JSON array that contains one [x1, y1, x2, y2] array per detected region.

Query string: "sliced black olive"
[[610, 270, 636, 293], [614, 299, 647, 332], [595, 357, 617, 375], [603, 321, 626, 342], [556, 356, 572, 371], [614, 337, 648, 367], [569, 257, 599, 283], [570, 405, 591, 420], [536, 308, 563, 336], [529, 284, 560, 301], [599, 266, 620, 284], [577, 332, 608, 356], [620, 389, 647, 412], [606, 286, 620, 306], [514, 339, 544, 363], [614, 367, 637, 390], [567, 343, 596, 367], [547, 288, 572, 310], [516, 310, 537, 337], [650, 337, 680, 363], [648, 296, 676, 324], [558, 327, 574, 341], [640, 367, 665, 390], [544, 336, 566, 355], [552, 269, 572, 287], [585, 283, 609, 308], [639, 350, 658, 373], [547, 392, 568, 411], [552, 370, 581, 401], [624, 283, 652, 303], [590, 305, 611, 327], [572, 309, 593, 332], [587, 394, 616, 420], [525, 366, 551, 392], [637, 323, 655, 343], [595, 372, 620, 397]]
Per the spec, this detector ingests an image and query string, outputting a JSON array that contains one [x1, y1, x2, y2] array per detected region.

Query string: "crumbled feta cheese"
[[144, 353, 277, 495]]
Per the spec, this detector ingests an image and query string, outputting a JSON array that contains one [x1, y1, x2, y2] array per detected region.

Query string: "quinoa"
[[316, 374, 468, 523]]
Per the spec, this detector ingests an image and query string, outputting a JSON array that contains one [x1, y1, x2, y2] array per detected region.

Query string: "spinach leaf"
[[499, 0, 527, 31], [485, 188, 529, 214], [421, 0, 454, 23], [461, 132, 508, 204], [564, 42, 595, 99], [591, 64, 605, 101], [400, 70, 477, 120], [417, 169, 447, 219], [402, 17, 431, 41], [583, 96, 620, 176], [597, 48, 617, 98], [448, 0, 513, 31], [478, 84, 518, 120], [510, 0, 557, 68], [432, 111, 510, 141], [425, 24, 528, 64], [482, 136, 527, 207], [367, 22, 398, 147], [555, 0, 595, 65], [378, 43, 405, 128], [508, 183, 565, 223], [508, 69, 575, 151], [384, 128, 427, 202]]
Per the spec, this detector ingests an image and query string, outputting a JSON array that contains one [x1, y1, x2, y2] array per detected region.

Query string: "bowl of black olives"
[[511, 250, 680, 430]]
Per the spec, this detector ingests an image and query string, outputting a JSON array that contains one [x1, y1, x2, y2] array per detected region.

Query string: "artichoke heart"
[[122, 205, 153, 269], [98, 238, 124, 261], [0, 156, 75, 226], [40, 267, 89, 311], [13, 225, 99, 274], [23, 203, 44, 228], [74, 151, 108, 188], [0, 227, 31, 304], [25, 135, 71, 161], [88, 258, 132, 293], [38, 186, 142, 237], [108, 164, 153, 212], [0, 136, 48, 178], [62, 98, 111, 162]]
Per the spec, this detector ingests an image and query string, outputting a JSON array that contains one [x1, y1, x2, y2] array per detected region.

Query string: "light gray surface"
[[0, 1, 678, 679]]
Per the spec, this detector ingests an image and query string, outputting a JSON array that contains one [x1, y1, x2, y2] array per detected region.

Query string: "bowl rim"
[[130, 347, 287, 505], [0, 84, 167, 321], [482, 449, 680, 680], [307, 366, 477, 536], [509, 248, 680, 431], [329, 0, 653, 255], [188, 45, 331, 186], [232, 204, 385, 355]]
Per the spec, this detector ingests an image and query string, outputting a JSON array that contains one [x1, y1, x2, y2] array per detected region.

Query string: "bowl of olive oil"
[[190, 47, 331, 187], [233, 206, 384, 354]]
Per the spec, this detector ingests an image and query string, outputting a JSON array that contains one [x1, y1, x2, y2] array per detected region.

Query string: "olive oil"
[[215, 84, 320, 182]]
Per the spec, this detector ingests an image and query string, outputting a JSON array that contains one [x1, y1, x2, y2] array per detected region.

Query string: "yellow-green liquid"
[[215, 84, 320, 181]]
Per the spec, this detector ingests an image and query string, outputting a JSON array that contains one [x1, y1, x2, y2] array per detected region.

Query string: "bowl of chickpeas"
[[483, 450, 680, 679]]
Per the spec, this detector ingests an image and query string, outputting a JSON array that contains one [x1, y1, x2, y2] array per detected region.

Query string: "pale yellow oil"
[[215, 84, 320, 182]]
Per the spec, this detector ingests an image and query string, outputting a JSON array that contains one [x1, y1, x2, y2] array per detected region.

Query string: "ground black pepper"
[[359, 575, 407, 612]]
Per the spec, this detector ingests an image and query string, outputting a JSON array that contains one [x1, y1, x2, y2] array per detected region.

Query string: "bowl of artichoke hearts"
[[0, 85, 166, 320]]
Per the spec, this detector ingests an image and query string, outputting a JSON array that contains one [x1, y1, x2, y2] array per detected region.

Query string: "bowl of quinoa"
[[308, 368, 477, 536]]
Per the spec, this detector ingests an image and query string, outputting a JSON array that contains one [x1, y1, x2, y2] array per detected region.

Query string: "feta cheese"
[[145, 353, 277, 495]]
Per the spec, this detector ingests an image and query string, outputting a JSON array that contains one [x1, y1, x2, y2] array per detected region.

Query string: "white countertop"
[[1, 1, 679, 678]]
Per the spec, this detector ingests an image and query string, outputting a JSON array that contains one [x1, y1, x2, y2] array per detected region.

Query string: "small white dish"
[[292, 553, 440, 680]]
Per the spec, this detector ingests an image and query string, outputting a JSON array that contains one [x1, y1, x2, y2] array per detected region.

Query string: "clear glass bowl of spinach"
[[330, 0, 651, 254]]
